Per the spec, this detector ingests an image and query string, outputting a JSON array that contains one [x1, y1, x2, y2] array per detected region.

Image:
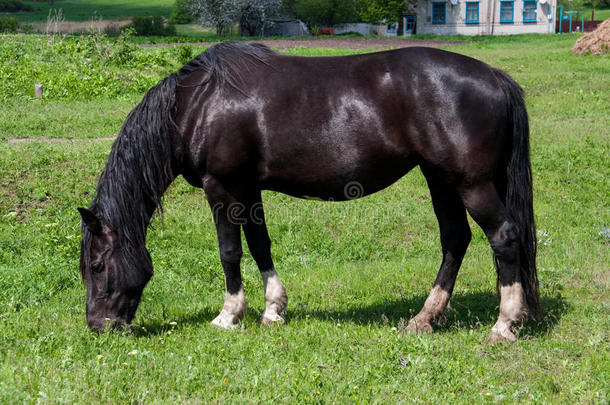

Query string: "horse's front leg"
[[204, 176, 246, 329], [242, 192, 288, 325]]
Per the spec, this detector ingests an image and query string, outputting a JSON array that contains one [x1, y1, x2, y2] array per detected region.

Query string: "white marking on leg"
[[406, 285, 450, 333], [499, 282, 527, 323], [488, 282, 526, 342], [422, 285, 451, 320], [211, 287, 246, 330], [261, 269, 288, 324]]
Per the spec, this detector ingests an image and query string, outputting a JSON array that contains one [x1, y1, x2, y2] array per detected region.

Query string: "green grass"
[[173, 23, 215, 37], [575, 7, 610, 20], [0, 34, 608, 402], [11, 0, 173, 22]]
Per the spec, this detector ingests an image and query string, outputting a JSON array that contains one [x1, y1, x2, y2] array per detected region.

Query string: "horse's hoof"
[[211, 311, 241, 330], [404, 318, 434, 334], [261, 312, 285, 326], [484, 330, 516, 344]]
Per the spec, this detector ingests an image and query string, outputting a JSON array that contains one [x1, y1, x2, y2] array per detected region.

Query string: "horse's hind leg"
[[460, 182, 527, 343], [406, 169, 471, 334], [204, 176, 247, 329], [242, 192, 288, 325]]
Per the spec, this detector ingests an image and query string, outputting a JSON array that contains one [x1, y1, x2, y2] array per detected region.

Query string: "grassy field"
[[0, 33, 608, 402], [12, 0, 173, 22]]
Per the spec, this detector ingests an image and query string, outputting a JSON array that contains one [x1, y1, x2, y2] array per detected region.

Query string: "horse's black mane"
[[81, 42, 275, 279], [178, 42, 276, 93]]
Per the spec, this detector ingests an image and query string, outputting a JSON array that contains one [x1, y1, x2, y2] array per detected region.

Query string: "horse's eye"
[[91, 261, 105, 273]]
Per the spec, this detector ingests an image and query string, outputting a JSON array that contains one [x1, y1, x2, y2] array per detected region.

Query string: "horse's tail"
[[492, 68, 541, 320]]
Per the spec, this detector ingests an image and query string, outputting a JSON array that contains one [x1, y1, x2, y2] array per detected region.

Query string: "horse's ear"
[[78, 208, 102, 235]]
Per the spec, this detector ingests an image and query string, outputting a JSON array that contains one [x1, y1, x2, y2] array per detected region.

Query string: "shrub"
[[103, 22, 122, 37], [169, 0, 194, 24], [131, 16, 177, 36], [0, 15, 19, 32], [113, 27, 138, 65]]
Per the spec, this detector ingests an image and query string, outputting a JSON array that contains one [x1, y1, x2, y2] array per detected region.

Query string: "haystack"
[[572, 18, 610, 55]]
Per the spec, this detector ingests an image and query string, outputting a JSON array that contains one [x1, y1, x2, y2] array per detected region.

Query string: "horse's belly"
[[262, 153, 417, 201]]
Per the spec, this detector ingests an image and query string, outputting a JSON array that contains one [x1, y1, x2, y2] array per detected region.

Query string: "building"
[[416, 0, 557, 35]]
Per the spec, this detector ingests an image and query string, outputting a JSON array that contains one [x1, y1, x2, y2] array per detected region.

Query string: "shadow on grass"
[[286, 291, 567, 338], [133, 292, 567, 338]]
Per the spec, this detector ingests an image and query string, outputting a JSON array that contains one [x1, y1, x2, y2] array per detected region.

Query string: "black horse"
[[78, 42, 539, 343]]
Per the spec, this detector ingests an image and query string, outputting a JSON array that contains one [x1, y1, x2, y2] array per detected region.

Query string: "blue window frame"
[[465, 2, 479, 23], [432, 2, 446, 24], [500, 0, 514, 23], [523, 0, 537, 22]]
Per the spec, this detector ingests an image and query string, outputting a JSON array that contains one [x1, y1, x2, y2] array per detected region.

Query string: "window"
[[432, 2, 446, 24], [500, 1, 514, 22], [465, 2, 479, 23], [523, 0, 537, 22], [386, 22, 398, 34]]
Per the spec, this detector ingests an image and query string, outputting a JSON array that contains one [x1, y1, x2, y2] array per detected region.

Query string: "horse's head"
[[78, 208, 152, 332]]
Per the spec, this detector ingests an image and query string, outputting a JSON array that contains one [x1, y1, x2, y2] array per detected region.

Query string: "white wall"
[[416, 0, 556, 35]]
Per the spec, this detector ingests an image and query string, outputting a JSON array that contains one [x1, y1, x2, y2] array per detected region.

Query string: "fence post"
[[35, 84, 43, 99]]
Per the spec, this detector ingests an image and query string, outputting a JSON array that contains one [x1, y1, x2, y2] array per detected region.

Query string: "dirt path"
[[141, 37, 466, 50]]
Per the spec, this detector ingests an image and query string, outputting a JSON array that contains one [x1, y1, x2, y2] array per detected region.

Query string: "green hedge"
[[0, 0, 32, 12], [0, 15, 19, 32], [131, 16, 177, 36]]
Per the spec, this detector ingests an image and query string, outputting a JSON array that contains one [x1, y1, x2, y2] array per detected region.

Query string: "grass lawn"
[[580, 8, 610, 20], [12, 0, 173, 22], [0, 34, 608, 402]]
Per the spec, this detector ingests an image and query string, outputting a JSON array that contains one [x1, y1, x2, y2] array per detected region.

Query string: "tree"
[[239, 0, 282, 36], [169, 0, 195, 24], [190, 0, 243, 36], [190, 0, 281, 37], [358, 0, 409, 24], [290, 0, 360, 28]]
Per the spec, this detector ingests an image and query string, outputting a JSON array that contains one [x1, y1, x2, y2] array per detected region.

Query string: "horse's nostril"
[[87, 317, 125, 332], [87, 318, 105, 332]]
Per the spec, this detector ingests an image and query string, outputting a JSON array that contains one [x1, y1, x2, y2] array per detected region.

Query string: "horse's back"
[[175, 44, 510, 195]]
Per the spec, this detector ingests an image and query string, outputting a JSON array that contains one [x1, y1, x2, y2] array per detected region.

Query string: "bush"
[[131, 16, 177, 36], [103, 22, 122, 37], [0, 0, 32, 12], [169, 0, 194, 24], [0, 15, 19, 32]]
